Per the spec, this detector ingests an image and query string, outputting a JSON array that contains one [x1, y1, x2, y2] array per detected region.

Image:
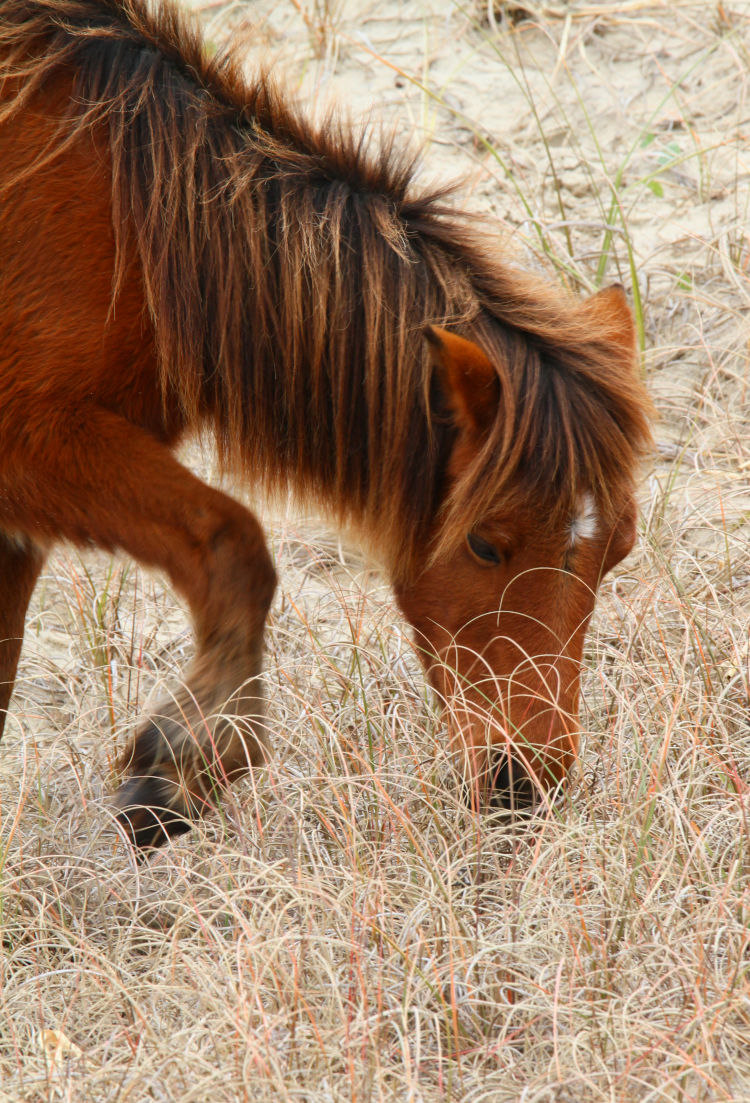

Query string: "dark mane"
[[0, 0, 653, 578]]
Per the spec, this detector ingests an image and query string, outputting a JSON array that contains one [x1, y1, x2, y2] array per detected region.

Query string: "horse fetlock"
[[116, 677, 270, 850]]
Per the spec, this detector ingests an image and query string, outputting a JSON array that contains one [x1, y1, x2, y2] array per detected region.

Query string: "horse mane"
[[0, 0, 653, 579]]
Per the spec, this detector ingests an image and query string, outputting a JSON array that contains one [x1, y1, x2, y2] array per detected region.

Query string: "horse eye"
[[466, 532, 503, 565]]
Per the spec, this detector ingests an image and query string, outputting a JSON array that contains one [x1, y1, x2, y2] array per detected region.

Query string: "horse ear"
[[588, 283, 637, 356], [425, 326, 500, 435]]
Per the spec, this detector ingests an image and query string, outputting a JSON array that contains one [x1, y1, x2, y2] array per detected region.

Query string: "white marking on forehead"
[[568, 493, 599, 548]]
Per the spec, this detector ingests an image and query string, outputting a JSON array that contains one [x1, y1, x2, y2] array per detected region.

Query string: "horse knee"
[[222, 526, 276, 636], [213, 514, 275, 597], [194, 509, 276, 649]]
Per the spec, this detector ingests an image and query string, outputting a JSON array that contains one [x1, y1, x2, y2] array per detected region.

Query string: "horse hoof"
[[114, 776, 193, 853]]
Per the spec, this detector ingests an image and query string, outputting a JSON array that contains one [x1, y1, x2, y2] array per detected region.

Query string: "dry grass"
[[2, 1, 750, 1099]]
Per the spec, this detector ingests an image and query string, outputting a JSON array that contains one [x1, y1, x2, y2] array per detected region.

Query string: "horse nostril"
[[487, 754, 536, 811], [459, 753, 536, 813]]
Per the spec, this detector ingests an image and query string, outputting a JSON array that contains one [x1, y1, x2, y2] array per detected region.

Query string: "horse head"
[[395, 285, 645, 809]]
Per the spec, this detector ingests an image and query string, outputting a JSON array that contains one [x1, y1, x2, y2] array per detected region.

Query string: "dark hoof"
[[114, 776, 194, 854]]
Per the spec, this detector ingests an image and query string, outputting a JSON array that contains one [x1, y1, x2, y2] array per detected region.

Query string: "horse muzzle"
[[446, 689, 579, 813]]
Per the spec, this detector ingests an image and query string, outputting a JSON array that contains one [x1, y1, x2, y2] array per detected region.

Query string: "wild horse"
[[0, 0, 652, 849]]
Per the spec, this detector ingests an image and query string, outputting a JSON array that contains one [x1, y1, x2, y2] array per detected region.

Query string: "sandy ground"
[[2, 1, 750, 1100]]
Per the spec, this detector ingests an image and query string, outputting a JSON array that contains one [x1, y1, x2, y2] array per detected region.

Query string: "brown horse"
[[0, 0, 652, 850]]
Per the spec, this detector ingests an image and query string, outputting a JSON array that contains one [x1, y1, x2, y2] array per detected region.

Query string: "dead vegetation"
[[1, 1, 749, 1099]]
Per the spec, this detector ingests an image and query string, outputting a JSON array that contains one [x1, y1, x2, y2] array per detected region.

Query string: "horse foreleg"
[[0, 406, 276, 849], [0, 534, 45, 738]]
